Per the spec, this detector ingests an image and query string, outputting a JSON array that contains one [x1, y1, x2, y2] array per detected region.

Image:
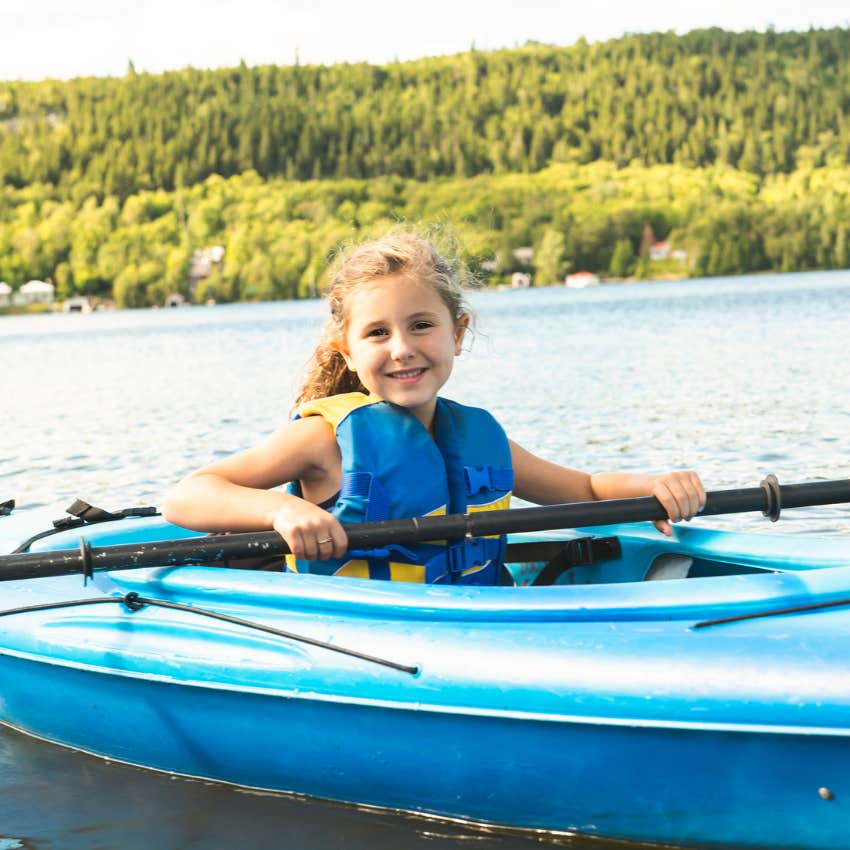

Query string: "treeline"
[[2, 27, 850, 199], [3, 162, 848, 307]]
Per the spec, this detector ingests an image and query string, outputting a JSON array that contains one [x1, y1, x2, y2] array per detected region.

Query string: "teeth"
[[390, 368, 424, 378]]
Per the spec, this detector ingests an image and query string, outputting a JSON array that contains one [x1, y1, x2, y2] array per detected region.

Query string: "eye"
[[412, 320, 434, 331], [366, 327, 388, 338]]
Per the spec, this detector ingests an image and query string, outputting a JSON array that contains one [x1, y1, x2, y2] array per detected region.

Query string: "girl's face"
[[337, 274, 468, 430]]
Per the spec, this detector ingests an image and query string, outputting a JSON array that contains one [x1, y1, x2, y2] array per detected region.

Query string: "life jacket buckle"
[[446, 538, 494, 575], [463, 465, 513, 496], [463, 466, 493, 495]]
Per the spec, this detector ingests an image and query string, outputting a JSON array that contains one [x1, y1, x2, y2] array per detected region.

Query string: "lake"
[[1, 269, 849, 848]]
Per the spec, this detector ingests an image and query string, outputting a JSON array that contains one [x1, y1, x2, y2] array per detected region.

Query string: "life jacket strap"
[[340, 472, 390, 522], [348, 544, 421, 581]]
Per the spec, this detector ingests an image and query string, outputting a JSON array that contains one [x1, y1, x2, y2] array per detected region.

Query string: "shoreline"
[[4, 268, 850, 317]]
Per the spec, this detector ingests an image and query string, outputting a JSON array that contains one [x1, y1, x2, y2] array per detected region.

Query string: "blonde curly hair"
[[295, 231, 471, 408]]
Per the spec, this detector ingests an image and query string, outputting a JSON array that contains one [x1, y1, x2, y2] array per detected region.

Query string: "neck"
[[411, 399, 438, 437]]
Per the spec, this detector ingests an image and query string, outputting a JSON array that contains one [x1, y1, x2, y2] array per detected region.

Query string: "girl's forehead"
[[345, 274, 449, 318]]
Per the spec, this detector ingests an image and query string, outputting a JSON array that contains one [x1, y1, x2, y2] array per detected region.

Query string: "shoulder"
[[297, 393, 377, 431], [261, 414, 339, 464]]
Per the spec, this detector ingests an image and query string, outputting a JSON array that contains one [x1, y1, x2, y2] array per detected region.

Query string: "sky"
[[1, 0, 849, 82]]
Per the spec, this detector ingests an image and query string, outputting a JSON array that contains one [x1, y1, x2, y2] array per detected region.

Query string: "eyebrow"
[[358, 310, 442, 330]]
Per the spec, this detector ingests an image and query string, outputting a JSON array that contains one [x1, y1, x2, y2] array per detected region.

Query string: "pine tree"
[[609, 238, 635, 278]]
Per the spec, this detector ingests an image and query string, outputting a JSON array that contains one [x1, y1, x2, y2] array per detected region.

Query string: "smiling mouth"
[[387, 367, 426, 380]]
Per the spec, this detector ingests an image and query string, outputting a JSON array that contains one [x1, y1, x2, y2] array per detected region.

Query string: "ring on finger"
[[317, 537, 333, 545]]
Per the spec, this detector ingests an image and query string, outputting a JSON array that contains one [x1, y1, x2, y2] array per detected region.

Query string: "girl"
[[163, 232, 705, 584]]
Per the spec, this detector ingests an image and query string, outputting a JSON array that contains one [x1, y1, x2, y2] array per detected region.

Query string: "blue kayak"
[[2, 509, 850, 849]]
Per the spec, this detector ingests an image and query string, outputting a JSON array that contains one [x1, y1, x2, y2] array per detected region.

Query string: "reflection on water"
[[0, 724, 645, 850], [2, 270, 850, 847]]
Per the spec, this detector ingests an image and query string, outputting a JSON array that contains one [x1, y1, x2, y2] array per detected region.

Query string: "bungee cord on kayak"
[[0, 592, 419, 675]]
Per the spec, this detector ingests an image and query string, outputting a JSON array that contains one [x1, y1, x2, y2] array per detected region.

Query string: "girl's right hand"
[[271, 498, 348, 562], [650, 470, 706, 536]]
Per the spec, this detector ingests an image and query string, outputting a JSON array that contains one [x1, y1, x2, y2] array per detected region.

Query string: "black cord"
[[694, 595, 850, 629], [0, 592, 418, 675]]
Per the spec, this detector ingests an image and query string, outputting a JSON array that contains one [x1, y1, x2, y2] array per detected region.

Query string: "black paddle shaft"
[[1, 478, 848, 582]]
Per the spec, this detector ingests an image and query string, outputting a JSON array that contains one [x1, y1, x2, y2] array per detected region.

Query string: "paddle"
[[1, 477, 848, 582]]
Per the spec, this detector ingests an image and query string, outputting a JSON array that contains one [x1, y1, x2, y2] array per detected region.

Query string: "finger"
[[287, 528, 307, 560], [298, 528, 321, 561], [681, 471, 706, 518], [693, 472, 707, 513], [667, 475, 700, 520], [316, 534, 335, 560], [653, 519, 673, 536], [654, 482, 683, 522], [305, 531, 322, 561], [330, 524, 348, 559], [666, 476, 696, 519]]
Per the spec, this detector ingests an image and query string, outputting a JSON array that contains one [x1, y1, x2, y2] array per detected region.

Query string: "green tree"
[[533, 228, 568, 285], [608, 238, 635, 278]]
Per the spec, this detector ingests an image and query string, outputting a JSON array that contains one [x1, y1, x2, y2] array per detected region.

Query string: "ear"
[[454, 313, 470, 355], [332, 339, 356, 372]]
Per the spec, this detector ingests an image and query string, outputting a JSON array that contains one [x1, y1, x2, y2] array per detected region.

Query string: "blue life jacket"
[[287, 393, 513, 585]]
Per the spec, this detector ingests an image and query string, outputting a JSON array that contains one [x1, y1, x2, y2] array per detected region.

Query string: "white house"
[[14, 279, 55, 305], [565, 271, 600, 288], [189, 245, 225, 287], [63, 296, 92, 313], [0, 281, 11, 306], [649, 241, 671, 261], [165, 292, 187, 308]]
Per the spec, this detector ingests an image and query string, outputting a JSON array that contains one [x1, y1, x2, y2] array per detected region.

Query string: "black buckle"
[[521, 536, 622, 586], [565, 537, 595, 567]]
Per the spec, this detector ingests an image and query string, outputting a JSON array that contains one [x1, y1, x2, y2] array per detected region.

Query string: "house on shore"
[[565, 271, 600, 288], [188, 245, 225, 290], [0, 282, 11, 306], [63, 296, 92, 313], [650, 241, 670, 261], [165, 293, 187, 308], [14, 279, 55, 305]]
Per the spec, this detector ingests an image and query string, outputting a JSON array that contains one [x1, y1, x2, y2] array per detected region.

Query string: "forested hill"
[[2, 27, 850, 199]]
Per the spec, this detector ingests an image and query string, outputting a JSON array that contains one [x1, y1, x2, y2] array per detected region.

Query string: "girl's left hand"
[[651, 471, 706, 536]]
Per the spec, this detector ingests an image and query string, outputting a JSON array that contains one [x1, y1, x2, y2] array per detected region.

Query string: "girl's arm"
[[162, 416, 348, 560], [510, 440, 706, 536]]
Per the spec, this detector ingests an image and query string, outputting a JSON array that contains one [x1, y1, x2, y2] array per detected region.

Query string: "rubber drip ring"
[[123, 592, 145, 612], [760, 473, 782, 522], [79, 537, 93, 584]]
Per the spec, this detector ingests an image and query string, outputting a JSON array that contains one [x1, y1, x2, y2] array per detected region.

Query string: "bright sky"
[[2, 0, 849, 81]]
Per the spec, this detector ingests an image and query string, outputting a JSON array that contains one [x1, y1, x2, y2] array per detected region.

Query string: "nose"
[[389, 330, 414, 362]]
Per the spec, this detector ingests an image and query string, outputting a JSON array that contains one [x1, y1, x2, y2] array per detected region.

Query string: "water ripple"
[[4, 271, 850, 535]]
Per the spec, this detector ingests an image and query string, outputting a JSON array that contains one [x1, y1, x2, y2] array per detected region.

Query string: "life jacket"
[[287, 393, 513, 585]]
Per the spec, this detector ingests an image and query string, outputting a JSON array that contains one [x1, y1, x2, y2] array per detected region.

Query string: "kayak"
[[2, 495, 850, 850]]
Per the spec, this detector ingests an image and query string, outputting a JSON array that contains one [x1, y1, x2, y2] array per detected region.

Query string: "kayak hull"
[[2, 638, 849, 849], [2, 513, 850, 848]]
